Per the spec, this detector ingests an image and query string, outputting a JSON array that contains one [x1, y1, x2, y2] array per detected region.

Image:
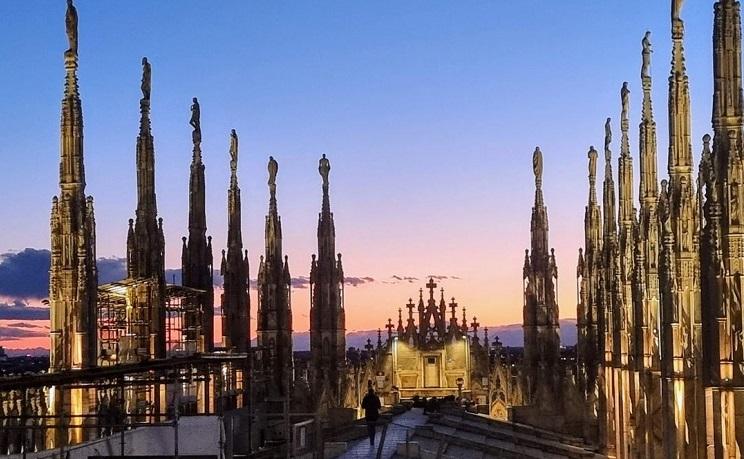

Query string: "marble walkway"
[[338, 408, 428, 459]]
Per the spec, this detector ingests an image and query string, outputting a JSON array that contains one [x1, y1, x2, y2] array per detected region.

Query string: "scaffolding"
[[97, 279, 206, 367], [0, 354, 250, 454]]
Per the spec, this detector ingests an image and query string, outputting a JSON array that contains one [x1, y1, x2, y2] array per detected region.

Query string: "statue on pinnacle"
[[190, 97, 201, 145], [229, 129, 238, 175], [141, 57, 151, 101], [319, 154, 330, 187], [642, 31, 652, 78], [268, 156, 278, 191], [65, 0, 78, 56], [532, 147, 543, 185], [604, 118, 612, 161]]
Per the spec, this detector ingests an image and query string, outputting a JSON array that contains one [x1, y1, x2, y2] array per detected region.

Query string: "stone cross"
[[406, 299, 416, 321], [449, 297, 458, 320], [377, 329, 383, 348], [426, 278, 437, 298], [386, 318, 395, 339], [365, 339, 374, 354], [471, 317, 480, 336]]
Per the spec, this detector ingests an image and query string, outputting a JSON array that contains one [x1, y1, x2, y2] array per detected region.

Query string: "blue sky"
[[0, 1, 720, 333]]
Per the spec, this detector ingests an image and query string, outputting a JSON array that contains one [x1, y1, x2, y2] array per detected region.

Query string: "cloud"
[[291, 277, 310, 289], [426, 274, 461, 281], [0, 325, 49, 341], [345, 276, 375, 287], [5, 322, 47, 329], [0, 300, 50, 320], [391, 275, 418, 283], [0, 248, 50, 299]]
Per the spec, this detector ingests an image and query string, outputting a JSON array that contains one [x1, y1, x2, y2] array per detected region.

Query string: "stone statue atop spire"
[[141, 57, 151, 102], [190, 97, 201, 145], [533, 147, 543, 186], [589, 146, 598, 184], [642, 31, 652, 78], [65, 0, 78, 56], [621, 83, 630, 129], [229, 129, 238, 177], [604, 118, 612, 162], [319, 154, 330, 188], [268, 155, 278, 191]]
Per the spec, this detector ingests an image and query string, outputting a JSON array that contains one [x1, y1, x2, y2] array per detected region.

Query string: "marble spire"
[[220, 130, 249, 352], [50, 0, 98, 371]]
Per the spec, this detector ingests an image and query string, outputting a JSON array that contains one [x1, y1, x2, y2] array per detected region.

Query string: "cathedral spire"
[[221, 129, 249, 352], [50, 0, 98, 371], [126, 57, 165, 358], [603, 118, 617, 239], [668, 0, 693, 174], [310, 154, 346, 408], [640, 32, 659, 204], [128, 57, 164, 282], [257, 156, 293, 397], [619, 83, 634, 226], [523, 147, 560, 407], [531, 147, 548, 257], [181, 97, 214, 351]]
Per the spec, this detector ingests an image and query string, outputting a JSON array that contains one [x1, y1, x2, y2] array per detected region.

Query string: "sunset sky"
[[0, 1, 718, 350]]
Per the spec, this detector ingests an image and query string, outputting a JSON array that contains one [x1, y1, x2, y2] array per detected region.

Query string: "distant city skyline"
[[0, 1, 718, 350]]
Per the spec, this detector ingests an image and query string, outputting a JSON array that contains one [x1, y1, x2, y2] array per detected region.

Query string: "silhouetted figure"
[[361, 388, 381, 446]]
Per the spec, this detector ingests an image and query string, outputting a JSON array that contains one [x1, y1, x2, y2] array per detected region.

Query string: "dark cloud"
[[345, 277, 375, 287], [0, 300, 50, 320], [426, 274, 462, 281], [0, 249, 50, 299], [0, 325, 49, 341], [292, 277, 310, 289], [5, 322, 47, 329], [391, 275, 418, 283]]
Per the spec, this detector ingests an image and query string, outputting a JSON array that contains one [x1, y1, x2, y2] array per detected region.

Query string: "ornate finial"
[[65, 0, 78, 56], [229, 130, 238, 177], [319, 154, 330, 188], [604, 118, 612, 162], [190, 97, 201, 145], [532, 147, 543, 186], [642, 31, 652, 78], [141, 57, 151, 101]]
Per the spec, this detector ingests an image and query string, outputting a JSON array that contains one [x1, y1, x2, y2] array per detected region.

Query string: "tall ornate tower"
[[221, 130, 250, 352], [635, 31, 664, 458], [601, 118, 622, 456], [660, 0, 704, 454], [576, 146, 603, 444], [181, 97, 214, 351], [126, 57, 166, 358], [701, 0, 744, 455], [617, 82, 637, 457], [522, 147, 561, 408], [257, 157, 293, 397], [309, 154, 346, 409], [49, 0, 98, 372]]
